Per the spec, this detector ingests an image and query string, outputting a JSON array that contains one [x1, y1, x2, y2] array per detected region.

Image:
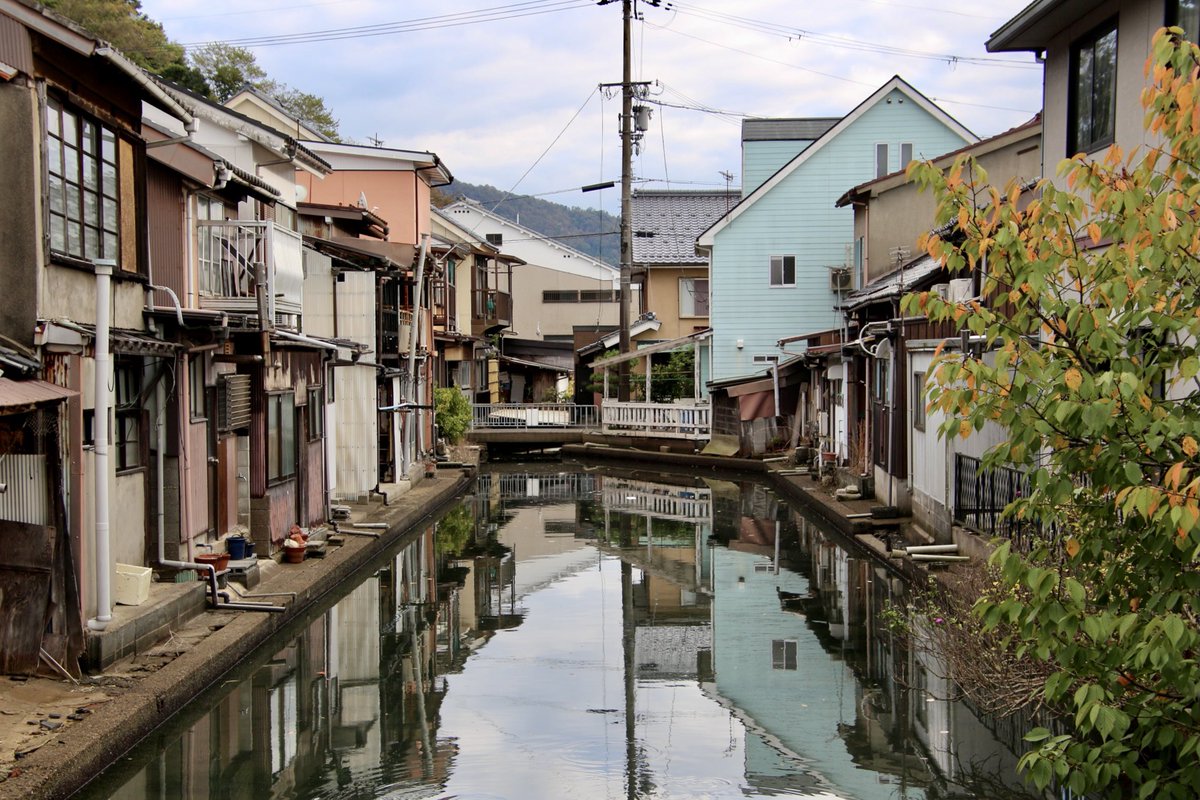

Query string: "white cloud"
[[142, 0, 1042, 211]]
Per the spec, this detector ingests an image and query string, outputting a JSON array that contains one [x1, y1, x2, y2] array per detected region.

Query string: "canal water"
[[78, 464, 1039, 799]]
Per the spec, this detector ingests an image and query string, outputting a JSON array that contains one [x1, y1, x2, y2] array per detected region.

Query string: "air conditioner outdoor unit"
[[829, 267, 852, 292], [930, 283, 949, 298], [947, 278, 973, 302]]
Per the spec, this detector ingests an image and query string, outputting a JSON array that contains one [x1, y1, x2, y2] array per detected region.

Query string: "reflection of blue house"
[[709, 546, 894, 797]]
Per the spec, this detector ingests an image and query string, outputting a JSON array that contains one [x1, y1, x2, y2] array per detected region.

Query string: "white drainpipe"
[[403, 233, 430, 476], [88, 260, 115, 631]]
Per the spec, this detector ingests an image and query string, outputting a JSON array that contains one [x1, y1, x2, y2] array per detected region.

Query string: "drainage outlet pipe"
[[905, 544, 960, 554]]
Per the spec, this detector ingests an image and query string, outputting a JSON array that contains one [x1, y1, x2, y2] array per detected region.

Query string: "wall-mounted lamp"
[[736, 339, 744, 349]]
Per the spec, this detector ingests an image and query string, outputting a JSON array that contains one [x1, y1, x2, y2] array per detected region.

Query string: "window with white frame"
[[875, 143, 889, 178], [45, 96, 121, 262], [900, 142, 914, 168], [769, 255, 796, 287], [679, 277, 709, 317], [1069, 19, 1118, 155], [913, 371, 926, 431]]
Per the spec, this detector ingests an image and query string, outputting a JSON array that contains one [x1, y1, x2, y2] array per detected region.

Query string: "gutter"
[[92, 46, 193, 126]]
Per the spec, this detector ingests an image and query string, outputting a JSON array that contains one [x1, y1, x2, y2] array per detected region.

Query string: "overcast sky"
[[140, 0, 1043, 215]]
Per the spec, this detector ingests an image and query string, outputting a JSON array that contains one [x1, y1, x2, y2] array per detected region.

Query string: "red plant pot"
[[195, 552, 230, 572], [283, 547, 306, 564]]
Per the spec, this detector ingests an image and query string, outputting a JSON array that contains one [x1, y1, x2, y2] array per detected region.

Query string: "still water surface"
[[80, 465, 1038, 799]]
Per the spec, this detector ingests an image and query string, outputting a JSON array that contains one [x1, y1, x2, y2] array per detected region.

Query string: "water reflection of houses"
[[777, 514, 1030, 798], [110, 525, 462, 798], [452, 471, 601, 641]]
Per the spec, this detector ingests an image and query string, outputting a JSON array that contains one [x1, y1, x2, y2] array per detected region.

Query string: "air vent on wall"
[[217, 374, 251, 433]]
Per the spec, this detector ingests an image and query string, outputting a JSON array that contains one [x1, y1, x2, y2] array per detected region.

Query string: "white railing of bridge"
[[603, 478, 712, 523], [600, 401, 711, 440], [471, 404, 599, 429]]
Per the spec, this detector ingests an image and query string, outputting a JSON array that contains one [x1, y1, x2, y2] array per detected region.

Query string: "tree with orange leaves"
[[904, 27, 1200, 800]]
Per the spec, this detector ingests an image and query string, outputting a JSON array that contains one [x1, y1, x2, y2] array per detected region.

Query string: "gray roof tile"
[[631, 189, 740, 265]]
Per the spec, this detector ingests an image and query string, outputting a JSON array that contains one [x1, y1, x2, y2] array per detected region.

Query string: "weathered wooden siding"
[[146, 161, 185, 305], [711, 89, 971, 381]]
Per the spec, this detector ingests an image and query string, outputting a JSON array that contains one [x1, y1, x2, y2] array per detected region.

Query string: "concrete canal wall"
[[0, 469, 472, 800]]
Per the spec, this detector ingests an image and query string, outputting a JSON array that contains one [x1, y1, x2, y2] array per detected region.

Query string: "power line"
[[665, 3, 1039, 70], [184, 0, 594, 50]]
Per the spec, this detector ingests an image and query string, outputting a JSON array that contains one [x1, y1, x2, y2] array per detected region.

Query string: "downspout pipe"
[[403, 233, 430, 476], [153, 352, 283, 613], [88, 260, 115, 631]]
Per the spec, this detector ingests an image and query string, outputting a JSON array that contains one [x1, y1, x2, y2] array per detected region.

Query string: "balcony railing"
[[601, 400, 710, 440], [197, 220, 303, 324], [381, 308, 414, 355], [432, 279, 457, 330], [472, 289, 511, 334]]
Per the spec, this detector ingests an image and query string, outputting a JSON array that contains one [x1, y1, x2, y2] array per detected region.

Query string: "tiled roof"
[[741, 117, 840, 142], [631, 189, 740, 265]]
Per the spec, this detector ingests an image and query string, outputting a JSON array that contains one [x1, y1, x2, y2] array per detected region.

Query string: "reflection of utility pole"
[[408, 607, 434, 776], [621, 559, 637, 800]]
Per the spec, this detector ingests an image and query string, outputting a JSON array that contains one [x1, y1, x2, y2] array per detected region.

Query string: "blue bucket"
[[226, 535, 247, 560]]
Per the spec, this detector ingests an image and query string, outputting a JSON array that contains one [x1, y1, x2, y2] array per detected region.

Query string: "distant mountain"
[[435, 180, 619, 265]]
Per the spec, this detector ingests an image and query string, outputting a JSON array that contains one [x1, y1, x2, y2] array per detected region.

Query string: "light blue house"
[[698, 77, 975, 382]]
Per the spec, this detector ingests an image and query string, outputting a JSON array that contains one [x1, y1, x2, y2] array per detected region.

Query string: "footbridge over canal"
[[466, 402, 711, 453]]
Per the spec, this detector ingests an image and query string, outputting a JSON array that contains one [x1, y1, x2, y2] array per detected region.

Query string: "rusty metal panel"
[[0, 520, 53, 674], [146, 161, 185, 305], [0, 454, 48, 524], [0, 14, 33, 75]]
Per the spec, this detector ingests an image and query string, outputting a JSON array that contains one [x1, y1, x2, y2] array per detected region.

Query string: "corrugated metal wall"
[[146, 162, 186, 306], [0, 14, 33, 75], [0, 454, 48, 525]]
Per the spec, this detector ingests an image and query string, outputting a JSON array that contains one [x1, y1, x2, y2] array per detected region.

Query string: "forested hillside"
[[436, 181, 619, 265]]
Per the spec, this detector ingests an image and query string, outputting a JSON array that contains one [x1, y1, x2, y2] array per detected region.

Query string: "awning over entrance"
[[0, 378, 76, 412], [589, 328, 711, 370]]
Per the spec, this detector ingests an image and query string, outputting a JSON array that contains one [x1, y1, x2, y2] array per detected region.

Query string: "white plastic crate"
[[114, 563, 151, 606]]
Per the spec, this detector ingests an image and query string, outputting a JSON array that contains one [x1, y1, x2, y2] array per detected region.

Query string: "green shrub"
[[434, 387, 471, 443]]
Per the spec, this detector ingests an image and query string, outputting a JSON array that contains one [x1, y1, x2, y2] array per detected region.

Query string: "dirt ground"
[[0, 605, 243, 785]]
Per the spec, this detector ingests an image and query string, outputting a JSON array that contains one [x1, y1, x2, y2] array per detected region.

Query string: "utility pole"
[[600, 0, 657, 401], [618, 0, 633, 402]]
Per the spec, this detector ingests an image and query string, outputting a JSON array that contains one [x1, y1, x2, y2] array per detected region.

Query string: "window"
[[772, 639, 798, 670], [580, 289, 617, 303], [900, 142, 914, 168], [679, 278, 709, 317], [189, 355, 207, 421], [913, 371, 926, 431], [114, 360, 142, 471], [1168, 1, 1199, 42], [543, 290, 579, 303], [1070, 20, 1118, 155], [307, 386, 324, 441], [485, 232, 503, 246], [853, 236, 864, 288], [875, 142, 889, 178], [45, 96, 121, 262], [769, 255, 796, 287], [267, 392, 296, 482]]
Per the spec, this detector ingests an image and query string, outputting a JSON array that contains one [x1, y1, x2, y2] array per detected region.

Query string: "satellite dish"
[[294, 184, 308, 203]]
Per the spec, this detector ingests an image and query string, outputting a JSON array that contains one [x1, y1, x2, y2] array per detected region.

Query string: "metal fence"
[[470, 403, 599, 429], [953, 453, 1040, 551]]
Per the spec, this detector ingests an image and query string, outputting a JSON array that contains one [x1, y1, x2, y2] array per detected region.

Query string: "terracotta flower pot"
[[283, 547, 306, 564], [195, 552, 230, 572]]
